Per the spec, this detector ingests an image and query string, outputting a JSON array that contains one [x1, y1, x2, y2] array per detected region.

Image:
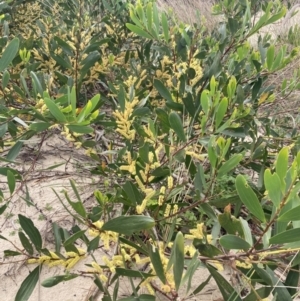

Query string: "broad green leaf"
[[148, 243, 166, 284], [252, 264, 273, 285], [119, 237, 148, 256], [146, 2, 153, 31], [218, 211, 244, 236], [6, 141, 23, 161], [201, 90, 210, 115], [2, 69, 10, 89], [243, 287, 272, 301], [52, 223, 61, 254], [18, 214, 42, 251], [66, 125, 94, 134], [64, 191, 86, 218], [208, 137, 217, 168], [15, 266, 40, 301], [191, 275, 212, 296], [44, 98, 67, 123], [63, 230, 86, 246], [29, 122, 51, 132], [276, 146, 288, 183], [173, 231, 184, 290], [264, 170, 282, 208], [266, 44, 275, 71], [4, 250, 22, 257], [87, 236, 100, 253], [219, 235, 251, 251], [217, 154, 243, 178], [193, 241, 222, 258], [102, 216, 155, 235], [169, 112, 186, 142], [118, 295, 155, 301], [285, 264, 299, 297], [30, 71, 44, 96], [269, 228, 300, 244], [0, 37, 19, 72], [206, 264, 242, 301], [126, 23, 153, 39], [0, 204, 7, 215], [115, 268, 154, 278], [278, 205, 300, 221], [7, 169, 15, 194], [215, 97, 228, 129], [239, 217, 253, 246], [161, 12, 169, 42], [236, 175, 265, 223], [42, 274, 78, 287], [18, 232, 34, 255], [153, 79, 173, 103], [80, 51, 100, 78]]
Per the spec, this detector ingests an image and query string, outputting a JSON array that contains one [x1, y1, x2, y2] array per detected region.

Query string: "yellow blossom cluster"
[[113, 97, 139, 141], [88, 221, 118, 250], [27, 249, 86, 270]]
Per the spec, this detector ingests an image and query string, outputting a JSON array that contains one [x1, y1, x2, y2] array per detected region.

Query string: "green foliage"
[[1, 0, 300, 300]]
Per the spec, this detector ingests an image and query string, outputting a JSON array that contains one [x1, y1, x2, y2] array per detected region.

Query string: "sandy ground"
[[0, 133, 227, 301]]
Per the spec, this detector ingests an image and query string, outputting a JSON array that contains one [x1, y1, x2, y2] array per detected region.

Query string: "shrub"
[[1, 0, 300, 300]]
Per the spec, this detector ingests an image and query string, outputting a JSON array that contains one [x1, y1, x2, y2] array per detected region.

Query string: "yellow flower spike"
[[164, 204, 171, 217], [66, 252, 78, 258], [135, 175, 146, 191], [93, 221, 104, 229], [161, 284, 171, 293], [99, 274, 108, 282], [91, 262, 103, 274], [66, 256, 81, 270], [50, 252, 59, 259], [167, 176, 173, 189], [27, 258, 39, 264], [48, 260, 65, 267]]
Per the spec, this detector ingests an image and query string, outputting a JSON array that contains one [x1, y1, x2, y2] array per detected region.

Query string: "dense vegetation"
[[1, 0, 300, 300]]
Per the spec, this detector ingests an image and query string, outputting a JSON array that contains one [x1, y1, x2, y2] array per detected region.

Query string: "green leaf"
[[42, 274, 78, 287], [0, 37, 19, 72], [173, 231, 184, 291], [126, 23, 153, 39], [7, 169, 16, 194], [266, 44, 275, 71], [2, 69, 10, 89], [87, 236, 100, 253], [235, 175, 265, 223], [243, 287, 272, 301], [18, 214, 42, 251], [285, 264, 299, 297], [217, 154, 243, 178], [169, 112, 186, 142], [66, 124, 94, 134], [215, 97, 228, 129], [206, 264, 242, 301], [269, 228, 300, 244], [80, 51, 100, 78], [239, 217, 253, 246], [30, 71, 44, 96], [201, 90, 210, 115], [276, 146, 289, 183], [52, 223, 61, 254], [102, 216, 155, 235], [64, 190, 86, 218], [44, 98, 67, 123], [29, 122, 51, 132], [118, 295, 155, 301], [278, 205, 300, 221], [153, 79, 173, 103], [264, 170, 282, 208], [15, 266, 40, 301], [63, 230, 86, 246], [252, 264, 273, 286], [4, 250, 22, 257], [0, 203, 7, 215], [18, 232, 34, 255], [6, 141, 23, 161], [219, 235, 251, 251], [161, 12, 169, 43], [115, 268, 154, 278], [148, 243, 166, 284]]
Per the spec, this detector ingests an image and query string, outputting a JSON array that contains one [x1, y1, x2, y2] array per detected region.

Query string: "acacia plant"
[[1, 0, 300, 300]]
